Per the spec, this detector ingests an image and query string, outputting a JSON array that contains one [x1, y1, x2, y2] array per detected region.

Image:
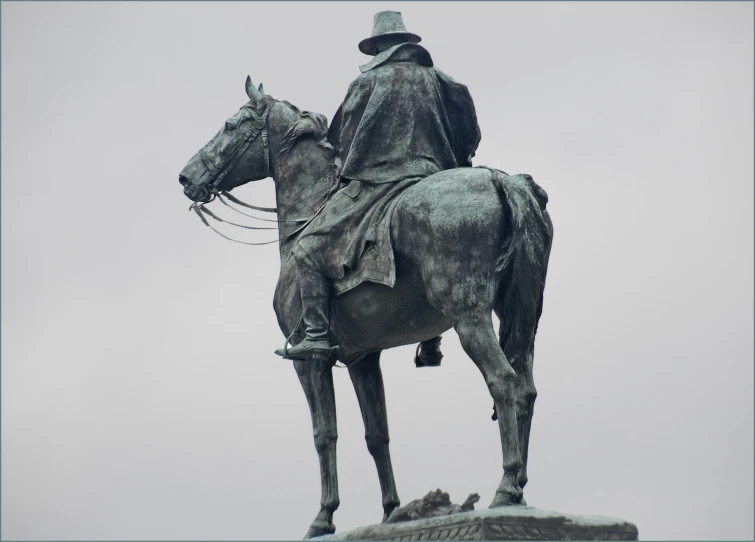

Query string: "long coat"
[[293, 43, 482, 294], [328, 43, 481, 183]]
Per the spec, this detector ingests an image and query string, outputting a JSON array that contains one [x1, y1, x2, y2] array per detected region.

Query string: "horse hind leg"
[[348, 351, 401, 522], [497, 212, 552, 494], [488, 352, 535, 495], [454, 312, 524, 507], [512, 346, 536, 493], [493, 293, 541, 503], [294, 353, 340, 539]]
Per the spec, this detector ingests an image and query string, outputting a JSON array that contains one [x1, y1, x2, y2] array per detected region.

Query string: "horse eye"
[[225, 120, 239, 131]]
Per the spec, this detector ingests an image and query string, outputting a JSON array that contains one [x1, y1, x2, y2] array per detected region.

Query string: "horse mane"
[[277, 100, 337, 164]]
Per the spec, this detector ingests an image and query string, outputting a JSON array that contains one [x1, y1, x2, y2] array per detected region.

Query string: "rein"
[[191, 101, 291, 245], [191, 193, 328, 246], [191, 203, 282, 246], [220, 190, 278, 216], [190, 98, 339, 246]]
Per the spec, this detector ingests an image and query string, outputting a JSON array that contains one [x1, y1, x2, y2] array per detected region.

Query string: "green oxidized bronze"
[[179, 11, 553, 539]]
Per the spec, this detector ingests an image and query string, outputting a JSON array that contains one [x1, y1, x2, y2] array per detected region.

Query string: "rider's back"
[[328, 42, 480, 185]]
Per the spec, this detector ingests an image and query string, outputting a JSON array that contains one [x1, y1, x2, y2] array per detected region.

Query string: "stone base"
[[316, 507, 638, 541]]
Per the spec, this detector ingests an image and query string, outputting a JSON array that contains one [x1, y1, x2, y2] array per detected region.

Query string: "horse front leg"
[[294, 352, 339, 539], [348, 351, 401, 522]]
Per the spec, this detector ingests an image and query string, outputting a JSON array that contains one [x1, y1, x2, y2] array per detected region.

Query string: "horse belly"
[[332, 259, 452, 354]]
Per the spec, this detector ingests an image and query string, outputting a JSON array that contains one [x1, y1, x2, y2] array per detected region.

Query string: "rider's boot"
[[414, 335, 444, 367], [275, 263, 337, 360]]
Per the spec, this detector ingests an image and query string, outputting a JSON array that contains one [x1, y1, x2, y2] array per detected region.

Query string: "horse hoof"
[[304, 520, 335, 539], [382, 502, 400, 523], [489, 491, 524, 508]]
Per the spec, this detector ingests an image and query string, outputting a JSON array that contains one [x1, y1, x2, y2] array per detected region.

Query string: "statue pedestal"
[[316, 506, 638, 541]]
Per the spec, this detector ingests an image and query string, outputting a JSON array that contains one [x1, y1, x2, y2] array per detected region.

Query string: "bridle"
[[190, 101, 282, 245], [189, 101, 330, 246], [185, 99, 370, 368], [201, 103, 271, 194]]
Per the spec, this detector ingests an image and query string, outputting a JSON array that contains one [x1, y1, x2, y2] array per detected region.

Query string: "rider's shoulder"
[[359, 43, 433, 73], [349, 70, 379, 93], [432, 68, 471, 92], [432, 67, 454, 81]]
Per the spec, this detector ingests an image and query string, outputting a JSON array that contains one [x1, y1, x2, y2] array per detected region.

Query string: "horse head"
[[179, 76, 339, 233], [179, 76, 271, 203]]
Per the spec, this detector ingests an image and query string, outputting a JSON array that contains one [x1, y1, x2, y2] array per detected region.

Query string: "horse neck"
[[268, 102, 338, 257]]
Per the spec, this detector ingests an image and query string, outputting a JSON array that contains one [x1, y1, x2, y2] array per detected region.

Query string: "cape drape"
[[293, 43, 482, 294]]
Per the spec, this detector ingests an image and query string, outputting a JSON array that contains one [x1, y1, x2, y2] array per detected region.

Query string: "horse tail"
[[491, 170, 553, 378]]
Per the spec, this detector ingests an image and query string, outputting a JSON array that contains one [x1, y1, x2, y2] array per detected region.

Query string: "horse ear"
[[258, 83, 265, 96], [246, 75, 263, 103]]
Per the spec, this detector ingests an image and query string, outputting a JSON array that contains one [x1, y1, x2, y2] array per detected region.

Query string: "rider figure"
[[277, 11, 481, 361]]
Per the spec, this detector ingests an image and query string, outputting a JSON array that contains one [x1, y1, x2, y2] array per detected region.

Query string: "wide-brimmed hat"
[[358, 11, 421, 55]]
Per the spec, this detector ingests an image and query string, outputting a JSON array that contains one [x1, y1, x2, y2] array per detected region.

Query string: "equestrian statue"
[[179, 11, 553, 539]]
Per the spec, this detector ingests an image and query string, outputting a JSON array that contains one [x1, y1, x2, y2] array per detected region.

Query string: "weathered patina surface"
[[178, 11, 553, 540], [275, 12, 483, 362], [179, 84, 552, 539], [295, 39, 479, 296]]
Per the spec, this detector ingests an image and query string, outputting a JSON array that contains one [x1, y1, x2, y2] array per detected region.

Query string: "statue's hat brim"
[[359, 31, 422, 55], [359, 11, 422, 55]]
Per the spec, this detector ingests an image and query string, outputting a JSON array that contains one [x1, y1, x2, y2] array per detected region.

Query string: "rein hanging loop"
[[189, 99, 336, 246]]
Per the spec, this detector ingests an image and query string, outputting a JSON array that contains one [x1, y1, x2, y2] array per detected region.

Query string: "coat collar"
[[359, 43, 434, 73]]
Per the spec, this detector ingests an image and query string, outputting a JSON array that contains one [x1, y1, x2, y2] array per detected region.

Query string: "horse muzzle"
[[179, 174, 213, 203]]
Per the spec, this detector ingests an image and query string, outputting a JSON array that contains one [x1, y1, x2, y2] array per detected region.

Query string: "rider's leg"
[[277, 260, 337, 360], [415, 335, 444, 367]]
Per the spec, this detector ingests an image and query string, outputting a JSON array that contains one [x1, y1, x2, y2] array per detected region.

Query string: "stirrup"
[[414, 342, 444, 368], [275, 339, 336, 360]]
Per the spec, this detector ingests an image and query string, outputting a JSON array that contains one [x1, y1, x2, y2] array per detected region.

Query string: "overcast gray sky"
[[2, 2, 753, 540]]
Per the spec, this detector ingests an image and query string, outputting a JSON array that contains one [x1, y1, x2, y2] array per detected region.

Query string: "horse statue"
[[179, 77, 553, 539]]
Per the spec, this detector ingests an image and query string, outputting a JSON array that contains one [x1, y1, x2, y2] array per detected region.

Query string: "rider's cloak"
[[293, 43, 482, 295], [328, 43, 481, 184]]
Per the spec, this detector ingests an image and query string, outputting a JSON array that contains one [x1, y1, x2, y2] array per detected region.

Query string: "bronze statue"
[[281, 12, 480, 362], [179, 11, 553, 539]]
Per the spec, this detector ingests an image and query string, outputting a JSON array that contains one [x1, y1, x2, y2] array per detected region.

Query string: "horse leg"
[[348, 351, 401, 522], [502, 210, 552, 494], [294, 352, 339, 539], [490, 351, 536, 496], [455, 313, 523, 507], [513, 348, 536, 495]]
